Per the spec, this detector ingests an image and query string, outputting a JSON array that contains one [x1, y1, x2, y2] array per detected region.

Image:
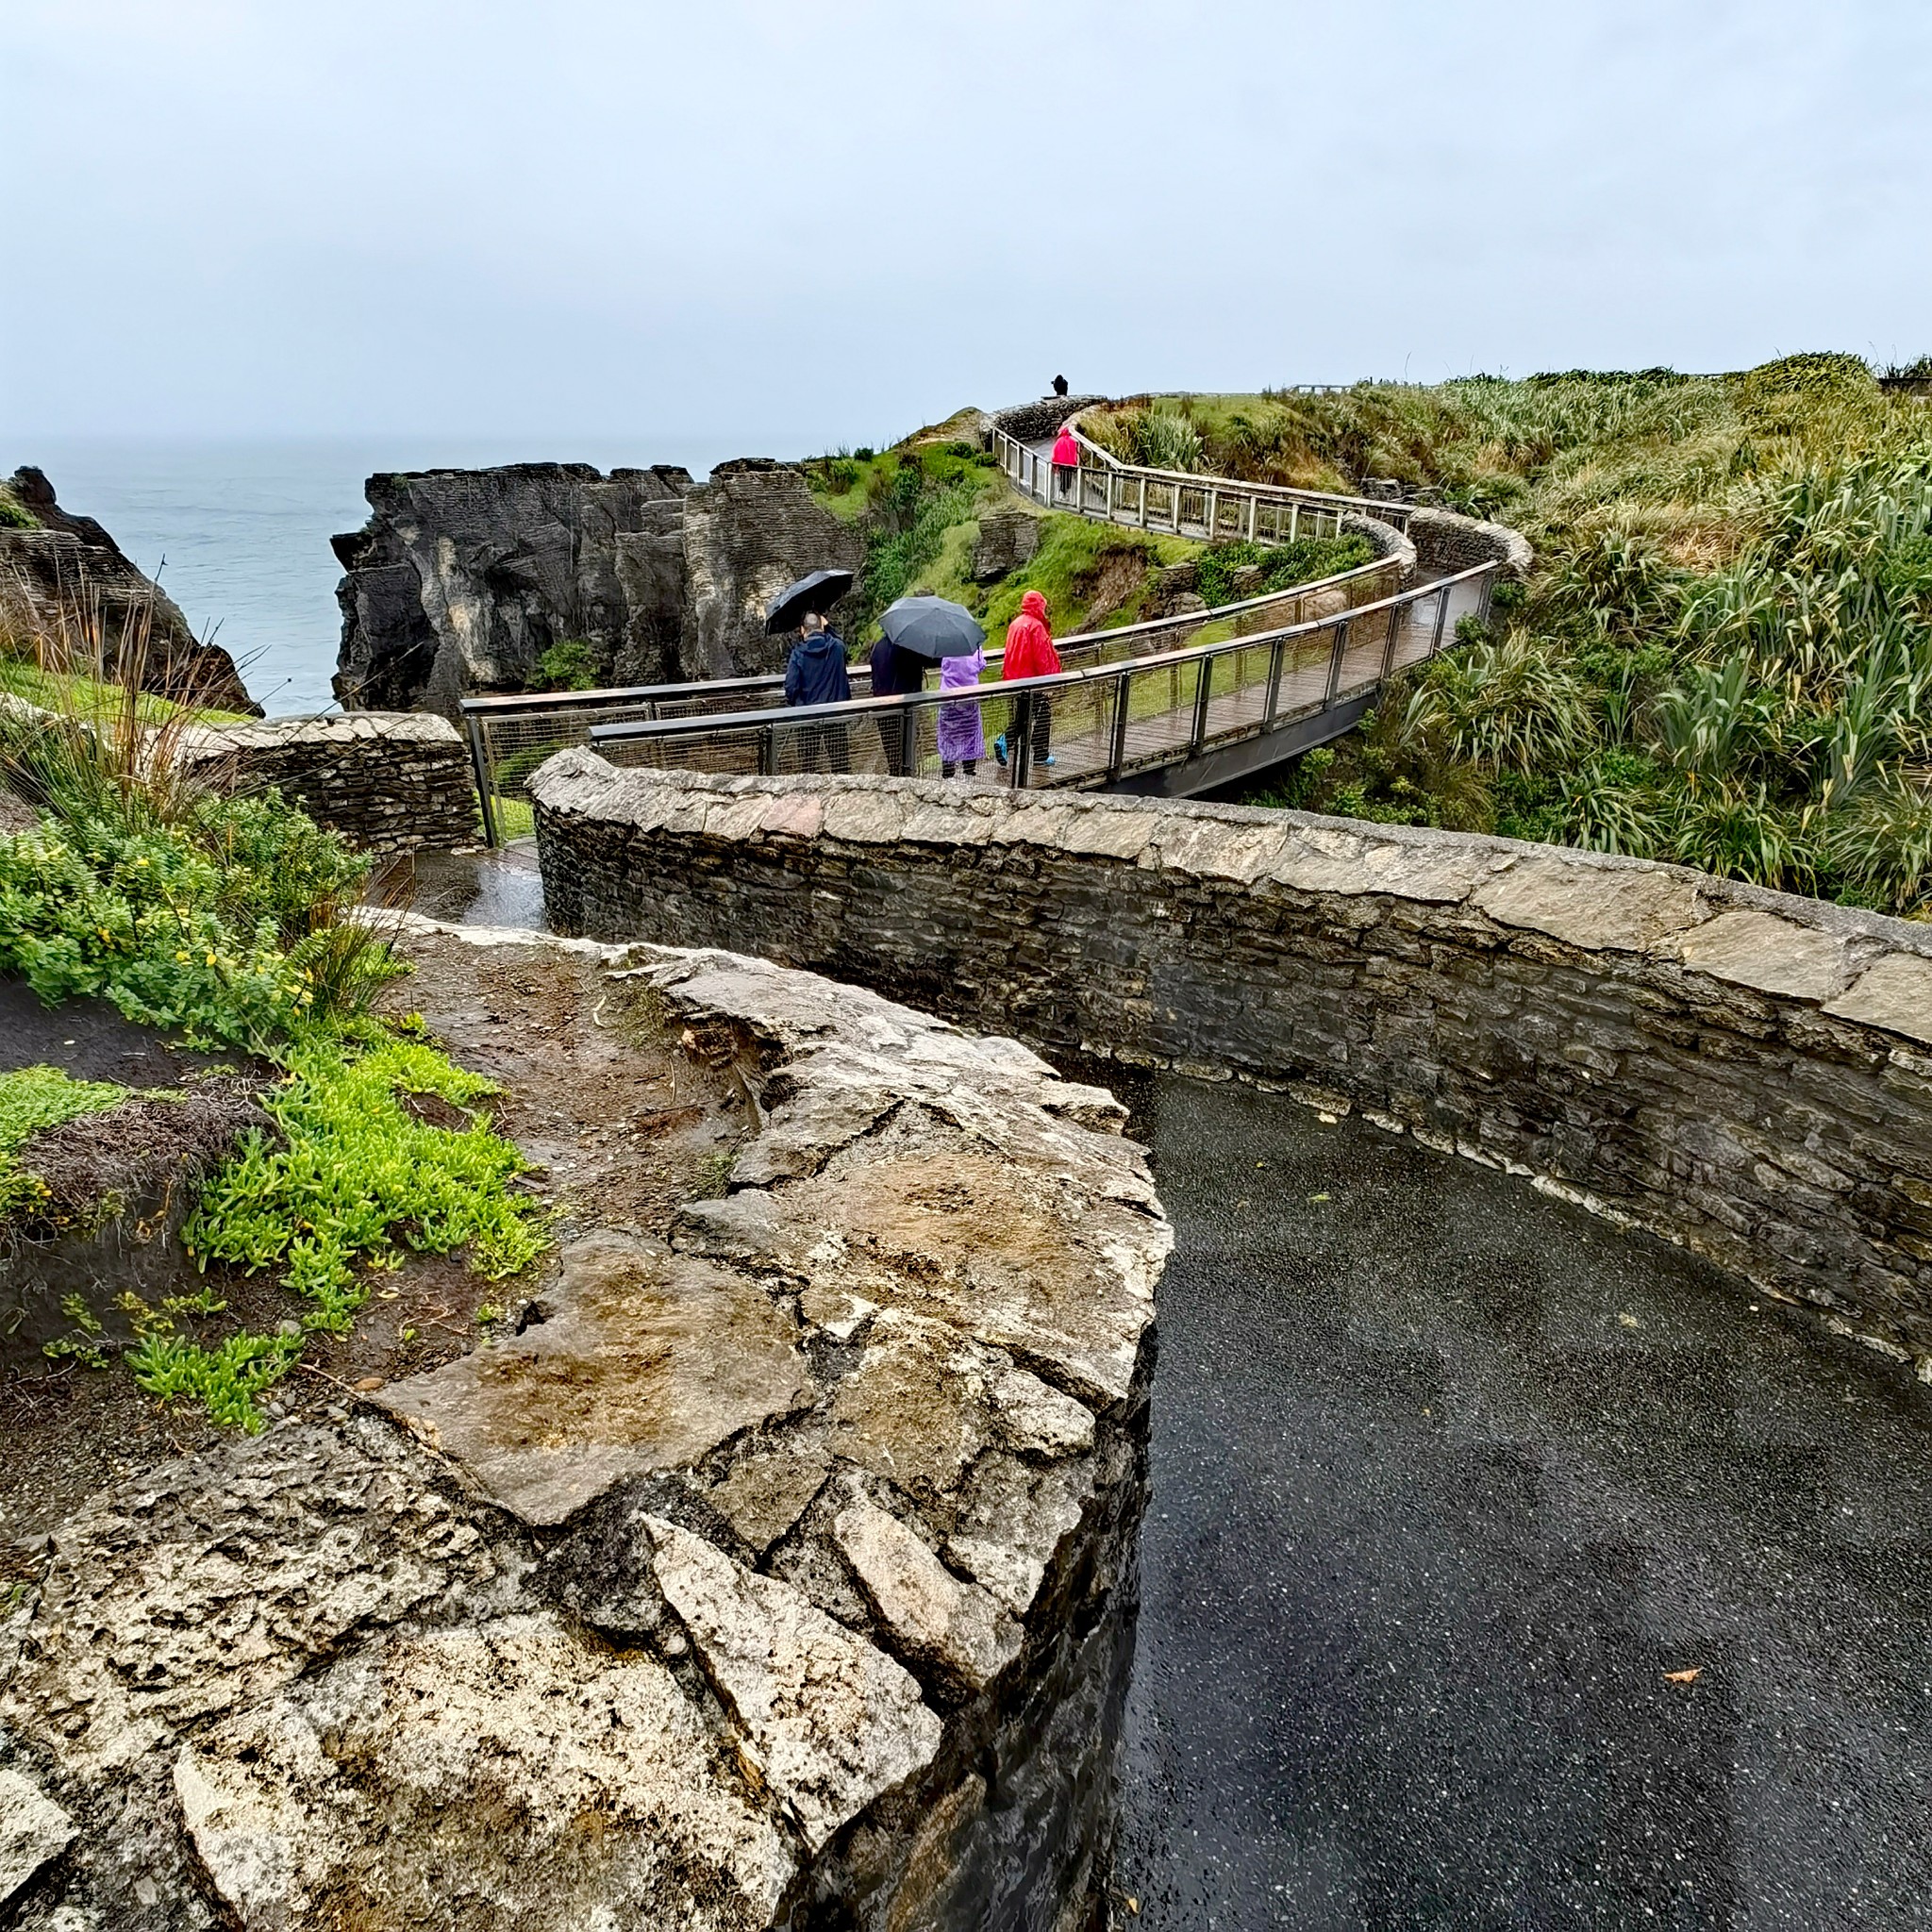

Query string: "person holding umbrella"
[[769, 571, 857, 773], [868, 626, 927, 776], [875, 593, 988, 778]]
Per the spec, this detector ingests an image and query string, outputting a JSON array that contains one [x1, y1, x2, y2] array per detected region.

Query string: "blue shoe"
[[1039, 755, 1057, 767], [993, 733, 1008, 766]]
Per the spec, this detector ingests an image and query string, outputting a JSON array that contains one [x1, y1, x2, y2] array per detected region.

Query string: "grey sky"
[[7, 0, 1929, 451]]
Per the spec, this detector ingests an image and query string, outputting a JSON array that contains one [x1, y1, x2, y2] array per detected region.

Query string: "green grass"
[[0, 1065, 134, 1216], [0, 656, 252, 724], [1186, 356, 1932, 914]]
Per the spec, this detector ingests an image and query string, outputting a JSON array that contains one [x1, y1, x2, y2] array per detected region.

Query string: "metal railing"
[[993, 422, 1419, 540], [580, 564, 1495, 798], [460, 555, 1403, 843]]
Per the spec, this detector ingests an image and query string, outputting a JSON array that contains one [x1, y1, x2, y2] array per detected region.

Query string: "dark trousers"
[[1053, 462, 1076, 503], [1010, 692, 1053, 775], [875, 713, 914, 776], [794, 722, 849, 773]]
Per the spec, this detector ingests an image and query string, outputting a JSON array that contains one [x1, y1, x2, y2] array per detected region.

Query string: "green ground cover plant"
[[1, 639, 551, 1427], [0, 1065, 134, 1215], [1134, 358, 1932, 914]]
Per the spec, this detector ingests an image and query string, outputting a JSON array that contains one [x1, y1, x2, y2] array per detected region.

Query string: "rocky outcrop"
[[332, 460, 864, 718], [0, 930, 1168, 1930], [0, 469, 258, 716]]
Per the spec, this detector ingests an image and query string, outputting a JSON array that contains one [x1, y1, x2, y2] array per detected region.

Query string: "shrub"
[[0, 1065, 133, 1216], [531, 639, 600, 691]]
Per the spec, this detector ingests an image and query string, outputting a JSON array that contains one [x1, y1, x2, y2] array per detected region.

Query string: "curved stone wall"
[[1407, 505, 1535, 581], [532, 754, 1932, 1376], [1, 929, 1166, 1930]]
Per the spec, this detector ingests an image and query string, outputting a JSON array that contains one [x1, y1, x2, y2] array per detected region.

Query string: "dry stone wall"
[[175, 712, 479, 853], [0, 929, 1166, 1931], [532, 755, 1932, 1375], [1407, 506, 1534, 580]]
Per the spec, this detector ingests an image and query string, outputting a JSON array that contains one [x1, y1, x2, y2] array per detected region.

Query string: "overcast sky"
[[6, 0, 1929, 453]]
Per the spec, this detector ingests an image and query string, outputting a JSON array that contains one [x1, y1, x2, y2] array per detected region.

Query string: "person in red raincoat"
[[1051, 422, 1080, 504], [996, 589, 1060, 775]]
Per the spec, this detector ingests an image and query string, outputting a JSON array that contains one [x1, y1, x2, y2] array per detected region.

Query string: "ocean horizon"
[[14, 434, 801, 715]]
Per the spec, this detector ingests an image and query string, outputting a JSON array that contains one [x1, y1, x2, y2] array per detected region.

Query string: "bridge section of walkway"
[[578, 565, 1494, 808]]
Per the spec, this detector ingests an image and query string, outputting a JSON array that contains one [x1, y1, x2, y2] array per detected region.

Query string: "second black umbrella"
[[878, 595, 987, 660]]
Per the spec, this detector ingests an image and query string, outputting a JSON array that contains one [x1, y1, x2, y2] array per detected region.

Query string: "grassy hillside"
[[1091, 358, 1932, 917], [807, 431, 1365, 645]]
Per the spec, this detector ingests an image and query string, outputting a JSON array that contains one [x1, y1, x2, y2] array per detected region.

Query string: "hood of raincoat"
[[1002, 591, 1060, 681]]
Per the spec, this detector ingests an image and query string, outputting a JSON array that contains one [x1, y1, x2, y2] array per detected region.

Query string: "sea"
[[21, 437, 764, 715]]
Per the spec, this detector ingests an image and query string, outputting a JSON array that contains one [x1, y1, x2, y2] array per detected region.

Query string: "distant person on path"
[[937, 642, 986, 777], [994, 590, 1060, 777], [1051, 422, 1080, 504], [783, 611, 850, 771], [868, 630, 926, 775], [1052, 374, 1070, 398]]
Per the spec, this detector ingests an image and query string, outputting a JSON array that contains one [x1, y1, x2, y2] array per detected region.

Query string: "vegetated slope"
[[1092, 358, 1932, 916], [806, 418, 1366, 645]]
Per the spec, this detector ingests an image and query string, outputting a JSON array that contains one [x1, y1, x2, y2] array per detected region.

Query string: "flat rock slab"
[[0, 1769, 75, 1907], [646, 1519, 941, 1854], [377, 1231, 809, 1526], [173, 1610, 795, 1932]]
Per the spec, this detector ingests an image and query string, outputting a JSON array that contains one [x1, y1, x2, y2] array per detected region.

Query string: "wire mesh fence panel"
[[595, 724, 766, 777], [1389, 586, 1448, 675], [1337, 605, 1395, 695], [1117, 660, 1205, 767], [1202, 640, 1278, 741], [1272, 625, 1344, 719]]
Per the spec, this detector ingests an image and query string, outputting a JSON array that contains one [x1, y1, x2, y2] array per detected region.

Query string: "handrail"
[[576, 563, 1496, 795]]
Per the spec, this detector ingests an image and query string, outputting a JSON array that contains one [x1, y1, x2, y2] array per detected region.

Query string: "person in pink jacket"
[[994, 590, 1060, 774], [1051, 423, 1080, 504]]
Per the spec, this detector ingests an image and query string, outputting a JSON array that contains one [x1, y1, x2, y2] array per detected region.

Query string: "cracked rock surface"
[[0, 928, 1167, 1931]]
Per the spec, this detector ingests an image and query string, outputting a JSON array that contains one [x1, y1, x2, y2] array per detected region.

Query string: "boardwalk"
[[461, 436, 1498, 843]]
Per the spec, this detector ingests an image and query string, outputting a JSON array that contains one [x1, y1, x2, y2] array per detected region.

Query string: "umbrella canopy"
[[878, 595, 987, 660], [764, 568, 855, 637]]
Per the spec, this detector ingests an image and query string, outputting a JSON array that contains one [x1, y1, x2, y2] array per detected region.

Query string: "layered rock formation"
[[0, 469, 258, 715], [332, 459, 864, 718], [0, 929, 1168, 1930]]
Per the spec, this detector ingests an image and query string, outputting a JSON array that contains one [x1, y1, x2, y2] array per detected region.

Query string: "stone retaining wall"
[[176, 712, 479, 852], [1341, 508, 1418, 585], [532, 754, 1932, 1374], [991, 396, 1109, 442], [1407, 506, 1535, 581]]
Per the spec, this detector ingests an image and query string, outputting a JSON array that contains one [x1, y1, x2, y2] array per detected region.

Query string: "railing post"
[[1263, 634, 1286, 726], [900, 699, 917, 777], [1379, 605, 1402, 682], [463, 712, 499, 849], [1191, 653, 1214, 751], [1109, 669, 1131, 777], [1207, 486, 1219, 541], [1290, 502, 1300, 544], [1012, 695, 1033, 790], [758, 725, 775, 776], [1324, 619, 1350, 708], [1478, 567, 1497, 627], [1138, 476, 1147, 526], [1245, 494, 1257, 541], [1429, 582, 1453, 657]]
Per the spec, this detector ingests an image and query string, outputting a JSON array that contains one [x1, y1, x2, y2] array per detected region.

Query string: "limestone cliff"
[[0, 468, 258, 716], [332, 458, 864, 717]]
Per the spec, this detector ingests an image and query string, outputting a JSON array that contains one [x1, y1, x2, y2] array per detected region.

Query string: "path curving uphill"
[[460, 396, 1534, 842]]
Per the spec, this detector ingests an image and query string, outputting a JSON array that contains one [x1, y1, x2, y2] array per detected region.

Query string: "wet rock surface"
[[1119, 1074, 1932, 1929], [331, 459, 864, 715], [0, 928, 1166, 1930]]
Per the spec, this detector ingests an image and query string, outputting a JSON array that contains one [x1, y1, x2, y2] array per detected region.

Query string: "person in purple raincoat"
[[937, 642, 986, 777]]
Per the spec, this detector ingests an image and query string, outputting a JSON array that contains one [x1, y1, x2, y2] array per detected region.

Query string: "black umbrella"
[[878, 595, 987, 660], [764, 569, 855, 636]]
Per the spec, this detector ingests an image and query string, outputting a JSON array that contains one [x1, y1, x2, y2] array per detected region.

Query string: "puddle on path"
[[1120, 1074, 1932, 1930]]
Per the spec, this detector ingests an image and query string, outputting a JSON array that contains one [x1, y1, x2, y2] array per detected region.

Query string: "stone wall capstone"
[[176, 712, 480, 853], [1407, 506, 1534, 581], [531, 754, 1932, 1376]]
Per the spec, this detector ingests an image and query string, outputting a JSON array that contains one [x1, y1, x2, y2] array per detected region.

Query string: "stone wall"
[[531, 755, 1932, 1375], [1341, 508, 1418, 585], [1407, 506, 1535, 581], [0, 928, 1166, 1931], [176, 712, 479, 853], [991, 396, 1110, 442]]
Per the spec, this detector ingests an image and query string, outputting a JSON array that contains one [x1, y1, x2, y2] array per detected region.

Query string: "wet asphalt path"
[[1117, 1076, 1932, 1930]]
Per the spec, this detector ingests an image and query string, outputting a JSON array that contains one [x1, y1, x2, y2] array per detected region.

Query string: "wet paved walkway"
[[1120, 1076, 1932, 1930]]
